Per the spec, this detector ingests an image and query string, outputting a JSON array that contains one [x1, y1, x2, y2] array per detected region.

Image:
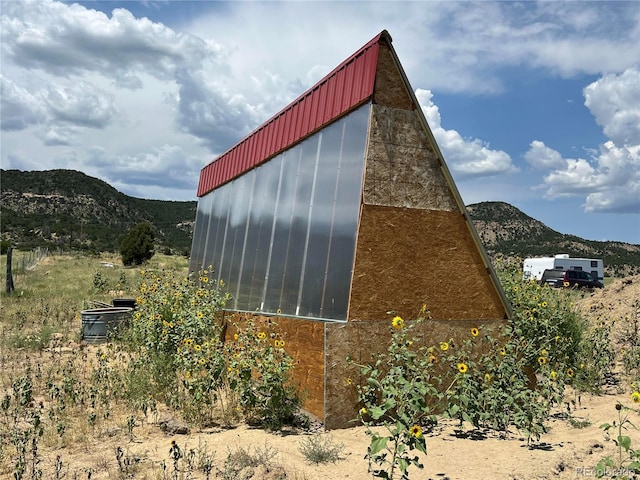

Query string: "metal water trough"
[[81, 307, 132, 343]]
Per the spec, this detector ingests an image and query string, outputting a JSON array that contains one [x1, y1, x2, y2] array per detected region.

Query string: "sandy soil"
[[26, 276, 640, 479]]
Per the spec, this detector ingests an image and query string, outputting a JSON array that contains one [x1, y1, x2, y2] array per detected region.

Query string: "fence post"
[[6, 246, 15, 293]]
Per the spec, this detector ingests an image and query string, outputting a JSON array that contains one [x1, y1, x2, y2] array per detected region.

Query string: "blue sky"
[[1, 1, 639, 244]]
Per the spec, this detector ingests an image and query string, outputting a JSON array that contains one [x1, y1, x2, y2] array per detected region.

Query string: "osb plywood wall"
[[324, 318, 507, 429], [224, 313, 326, 420], [349, 205, 506, 321], [364, 104, 458, 210]]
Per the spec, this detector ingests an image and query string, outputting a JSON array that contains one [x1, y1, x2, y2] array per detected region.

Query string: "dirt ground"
[[29, 276, 640, 479]]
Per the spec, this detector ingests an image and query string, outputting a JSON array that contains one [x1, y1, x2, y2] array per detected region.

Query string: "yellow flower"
[[521, 340, 527, 348], [512, 286, 519, 292], [439, 342, 449, 351], [499, 347, 507, 356], [391, 316, 405, 330], [409, 425, 423, 438], [538, 356, 547, 365], [194, 344, 201, 351], [199, 358, 206, 365], [359, 407, 367, 416], [631, 391, 640, 404], [233, 333, 239, 341], [470, 327, 479, 337], [275, 339, 286, 348], [428, 354, 438, 364], [197, 311, 204, 319], [550, 371, 557, 381], [185, 371, 192, 380], [457, 363, 468, 374], [541, 301, 548, 308], [257, 331, 267, 340], [567, 368, 575, 378], [484, 373, 492, 383], [563, 281, 570, 287], [140, 269, 146, 276], [540, 348, 547, 357], [202, 277, 209, 283], [344, 377, 353, 386]]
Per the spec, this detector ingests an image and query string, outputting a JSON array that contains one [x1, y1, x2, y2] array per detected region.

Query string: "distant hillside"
[[2, 170, 638, 276], [467, 201, 640, 277], [1, 169, 196, 254]]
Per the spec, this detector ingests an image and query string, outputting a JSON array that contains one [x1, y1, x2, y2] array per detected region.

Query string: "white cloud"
[[584, 67, 640, 146], [527, 141, 640, 213], [0, 75, 46, 130], [46, 82, 118, 128], [525, 140, 566, 170], [525, 65, 640, 214], [416, 89, 517, 178]]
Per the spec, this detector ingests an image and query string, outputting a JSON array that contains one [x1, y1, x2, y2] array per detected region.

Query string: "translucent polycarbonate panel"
[[212, 186, 231, 285], [250, 156, 283, 310], [189, 196, 210, 273], [190, 103, 370, 320], [278, 137, 318, 313], [298, 122, 342, 317], [322, 105, 369, 318]]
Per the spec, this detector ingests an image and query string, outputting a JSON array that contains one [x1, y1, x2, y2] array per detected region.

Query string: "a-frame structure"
[[191, 30, 510, 428]]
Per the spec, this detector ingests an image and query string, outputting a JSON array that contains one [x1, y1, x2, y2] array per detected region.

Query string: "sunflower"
[[538, 356, 547, 365], [428, 354, 438, 364], [359, 407, 367, 416], [550, 371, 557, 381], [567, 368, 575, 378], [470, 327, 479, 337], [484, 373, 492, 383], [196, 311, 204, 319], [391, 316, 405, 330], [409, 425, 423, 438], [457, 363, 468, 374], [499, 347, 507, 356], [257, 331, 267, 340], [439, 342, 449, 351], [631, 391, 640, 404]]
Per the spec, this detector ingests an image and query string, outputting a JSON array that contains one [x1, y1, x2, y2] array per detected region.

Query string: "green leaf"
[[369, 435, 388, 455], [628, 461, 640, 473], [618, 435, 632, 451], [414, 436, 427, 455], [397, 457, 409, 472], [370, 406, 385, 420]]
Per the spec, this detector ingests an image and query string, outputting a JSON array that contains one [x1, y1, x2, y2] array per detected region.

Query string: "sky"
[[1, 1, 639, 245]]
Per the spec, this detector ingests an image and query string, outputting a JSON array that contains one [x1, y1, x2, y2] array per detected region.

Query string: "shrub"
[[226, 318, 302, 430], [298, 435, 344, 464], [120, 222, 155, 266], [356, 316, 437, 479], [120, 267, 229, 424]]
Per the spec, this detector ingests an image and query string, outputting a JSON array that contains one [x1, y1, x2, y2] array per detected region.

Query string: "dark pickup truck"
[[540, 268, 604, 289]]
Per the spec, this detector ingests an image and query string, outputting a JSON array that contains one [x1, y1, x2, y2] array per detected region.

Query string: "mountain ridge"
[[2, 169, 638, 276]]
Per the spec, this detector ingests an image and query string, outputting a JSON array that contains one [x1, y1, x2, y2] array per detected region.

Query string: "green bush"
[[120, 222, 155, 266]]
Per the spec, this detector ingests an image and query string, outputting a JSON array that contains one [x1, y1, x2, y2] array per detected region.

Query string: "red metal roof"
[[196, 31, 391, 197]]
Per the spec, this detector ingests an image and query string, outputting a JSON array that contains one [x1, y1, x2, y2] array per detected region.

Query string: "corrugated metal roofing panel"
[[197, 30, 388, 196]]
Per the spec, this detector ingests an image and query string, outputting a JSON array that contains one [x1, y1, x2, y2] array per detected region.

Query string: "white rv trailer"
[[523, 254, 604, 282]]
